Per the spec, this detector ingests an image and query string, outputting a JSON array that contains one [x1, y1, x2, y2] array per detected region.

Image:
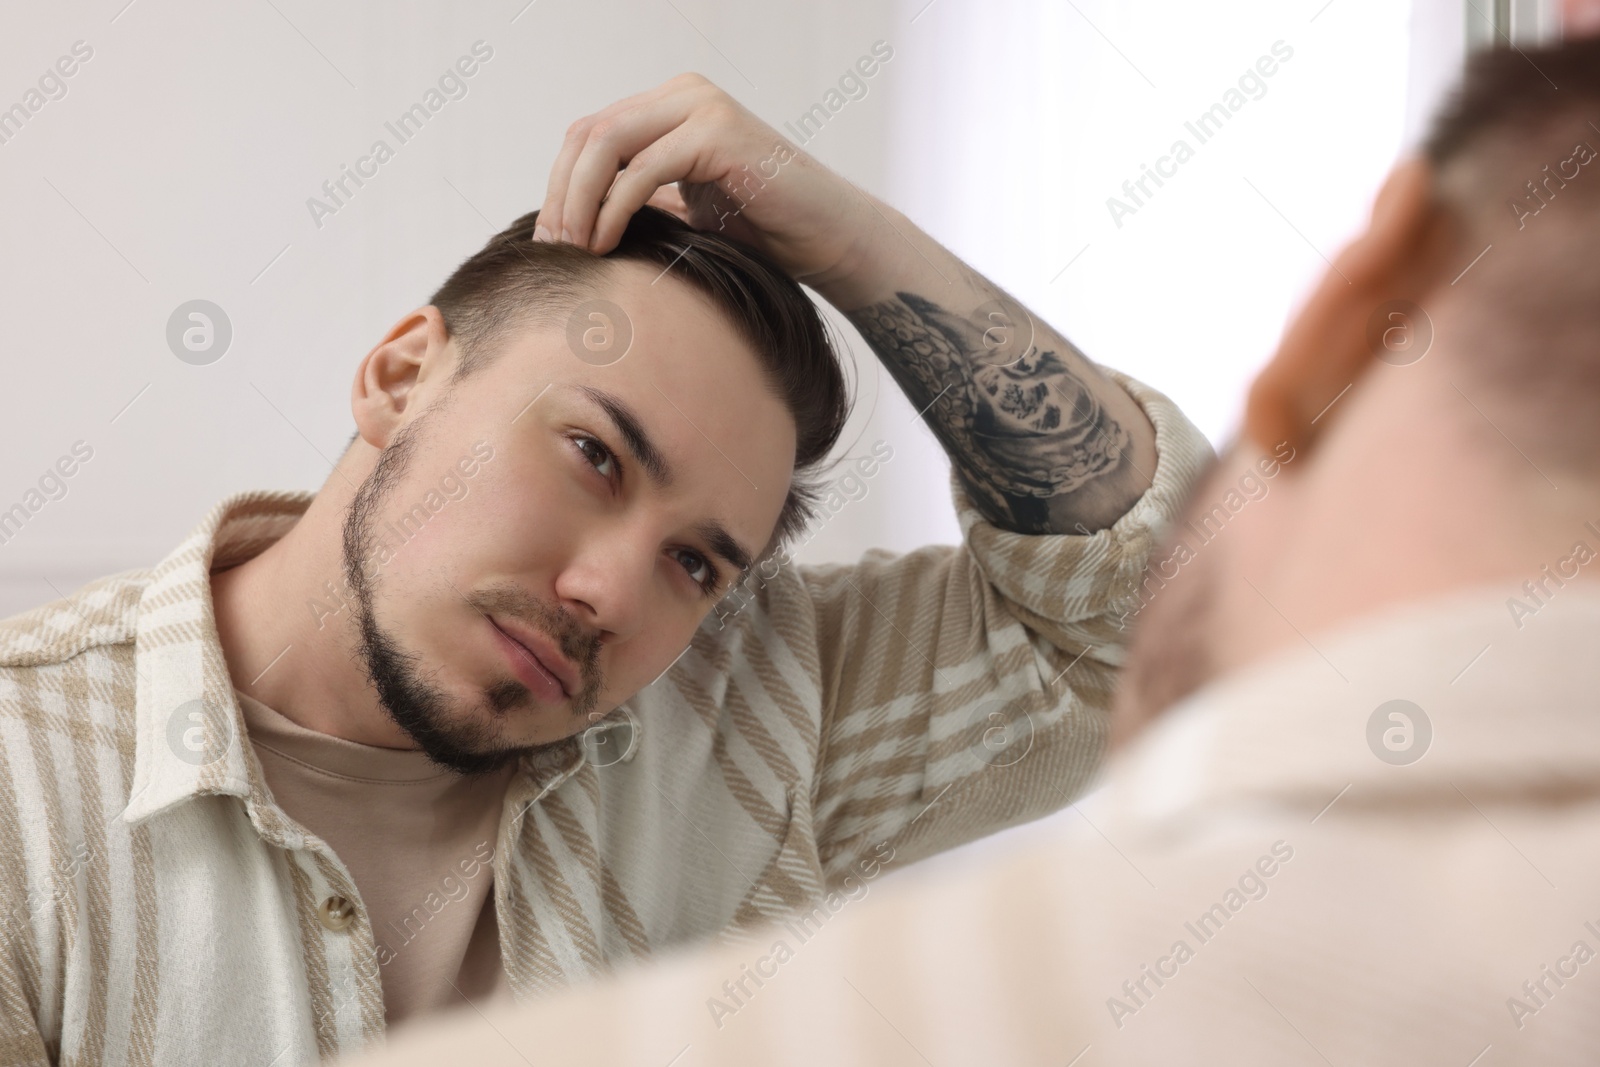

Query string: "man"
[[0, 71, 1209, 1066], [347, 29, 1600, 1067]]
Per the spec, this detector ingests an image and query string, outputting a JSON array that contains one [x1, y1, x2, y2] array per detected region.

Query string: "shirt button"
[[317, 895, 357, 932]]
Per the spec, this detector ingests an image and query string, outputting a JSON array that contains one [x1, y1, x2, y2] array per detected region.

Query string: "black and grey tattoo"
[[849, 291, 1150, 535]]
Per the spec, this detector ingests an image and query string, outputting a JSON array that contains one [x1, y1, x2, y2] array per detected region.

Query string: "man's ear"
[[1243, 155, 1442, 459], [351, 306, 453, 449]]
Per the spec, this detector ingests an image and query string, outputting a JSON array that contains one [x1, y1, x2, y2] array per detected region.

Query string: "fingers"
[[537, 74, 715, 247], [560, 96, 701, 250], [535, 80, 677, 241], [587, 122, 726, 252]]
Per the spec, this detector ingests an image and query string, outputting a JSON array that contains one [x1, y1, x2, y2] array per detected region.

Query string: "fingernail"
[[561, 228, 572, 243], [533, 225, 552, 242]]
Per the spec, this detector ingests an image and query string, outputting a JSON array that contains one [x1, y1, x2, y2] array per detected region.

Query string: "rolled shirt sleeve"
[[800, 368, 1213, 884]]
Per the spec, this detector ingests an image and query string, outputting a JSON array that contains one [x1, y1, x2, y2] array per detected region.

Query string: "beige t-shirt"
[[236, 688, 517, 1033]]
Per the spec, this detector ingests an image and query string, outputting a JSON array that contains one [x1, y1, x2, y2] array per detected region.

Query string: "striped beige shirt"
[[0, 371, 1210, 1066], [350, 581, 1600, 1067]]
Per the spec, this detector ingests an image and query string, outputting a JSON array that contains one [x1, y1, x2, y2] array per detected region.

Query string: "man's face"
[[342, 260, 797, 775]]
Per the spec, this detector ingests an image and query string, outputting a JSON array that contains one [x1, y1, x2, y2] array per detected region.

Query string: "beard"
[[338, 407, 603, 776]]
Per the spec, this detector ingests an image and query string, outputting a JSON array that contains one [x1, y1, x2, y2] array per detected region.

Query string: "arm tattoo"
[[849, 291, 1145, 535]]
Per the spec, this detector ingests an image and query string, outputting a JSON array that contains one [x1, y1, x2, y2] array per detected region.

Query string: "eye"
[[674, 548, 721, 598], [571, 433, 618, 484]]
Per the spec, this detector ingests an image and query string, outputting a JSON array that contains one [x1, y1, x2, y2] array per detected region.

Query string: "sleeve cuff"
[[946, 367, 1215, 628]]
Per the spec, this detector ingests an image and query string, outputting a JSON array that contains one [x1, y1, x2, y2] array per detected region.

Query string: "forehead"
[[493, 259, 798, 559]]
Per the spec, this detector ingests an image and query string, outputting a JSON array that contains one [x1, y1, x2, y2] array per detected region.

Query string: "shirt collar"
[[1105, 580, 1600, 831], [124, 490, 319, 826]]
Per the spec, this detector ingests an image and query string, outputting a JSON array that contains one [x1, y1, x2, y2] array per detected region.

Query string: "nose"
[[553, 523, 654, 642]]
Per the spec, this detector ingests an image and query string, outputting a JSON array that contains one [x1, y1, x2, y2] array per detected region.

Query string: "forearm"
[[814, 195, 1157, 536]]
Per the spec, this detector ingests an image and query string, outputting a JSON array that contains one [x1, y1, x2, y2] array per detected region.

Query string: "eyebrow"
[[572, 384, 757, 577]]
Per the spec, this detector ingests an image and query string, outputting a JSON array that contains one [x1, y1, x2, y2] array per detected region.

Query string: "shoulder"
[[0, 568, 148, 750], [0, 568, 149, 669]]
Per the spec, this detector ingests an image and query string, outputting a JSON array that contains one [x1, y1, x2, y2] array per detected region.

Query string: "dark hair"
[[1421, 35, 1600, 171], [425, 204, 853, 562], [1415, 34, 1600, 469]]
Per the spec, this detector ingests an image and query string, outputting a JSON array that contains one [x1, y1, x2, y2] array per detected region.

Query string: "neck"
[[1212, 368, 1600, 684], [210, 465, 417, 749]]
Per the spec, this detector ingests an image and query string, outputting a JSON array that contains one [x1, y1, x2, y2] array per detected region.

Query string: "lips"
[[488, 614, 580, 697]]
